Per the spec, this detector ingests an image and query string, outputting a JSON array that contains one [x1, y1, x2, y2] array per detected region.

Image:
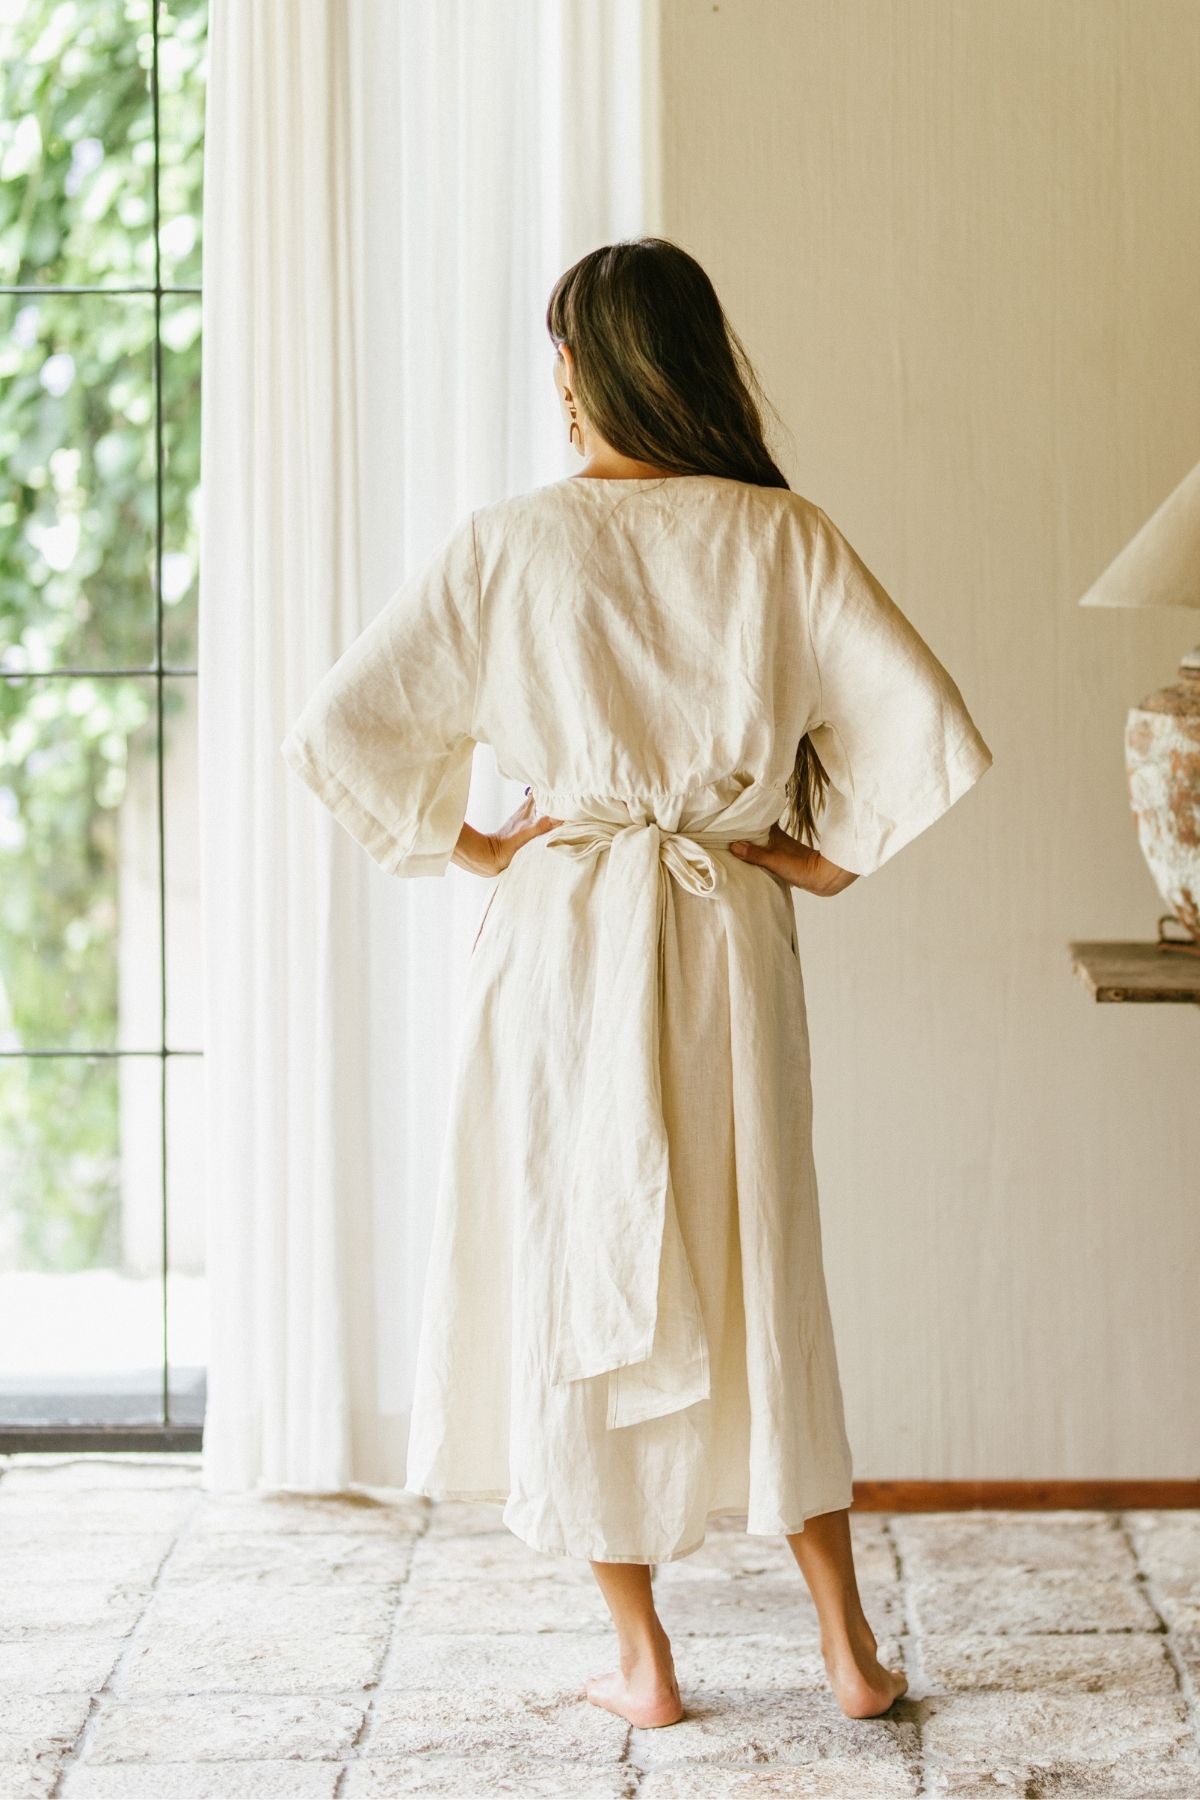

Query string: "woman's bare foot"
[[582, 1623, 684, 1727], [785, 1509, 908, 1718], [820, 1618, 908, 1718], [585, 1558, 685, 1726]]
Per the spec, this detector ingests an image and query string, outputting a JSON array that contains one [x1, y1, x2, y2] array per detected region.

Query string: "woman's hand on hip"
[[451, 792, 563, 878], [730, 823, 859, 896]]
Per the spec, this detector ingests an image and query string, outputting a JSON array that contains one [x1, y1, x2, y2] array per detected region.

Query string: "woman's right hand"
[[730, 823, 859, 896], [451, 792, 563, 878]]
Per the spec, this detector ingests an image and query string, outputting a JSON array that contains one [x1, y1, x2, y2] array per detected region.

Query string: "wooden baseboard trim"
[[852, 1479, 1200, 1510]]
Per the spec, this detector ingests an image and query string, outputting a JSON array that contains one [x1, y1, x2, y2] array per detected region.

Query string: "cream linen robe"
[[281, 473, 992, 1563]]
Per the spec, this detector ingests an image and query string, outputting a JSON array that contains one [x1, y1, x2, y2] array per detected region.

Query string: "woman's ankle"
[[819, 1612, 877, 1663], [618, 1621, 674, 1674]]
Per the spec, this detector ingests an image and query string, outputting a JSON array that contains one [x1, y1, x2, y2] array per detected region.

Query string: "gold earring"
[[564, 386, 582, 448]]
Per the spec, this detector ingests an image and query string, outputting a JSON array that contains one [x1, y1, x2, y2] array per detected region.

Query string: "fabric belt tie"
[[540, 810, 752, 1430]]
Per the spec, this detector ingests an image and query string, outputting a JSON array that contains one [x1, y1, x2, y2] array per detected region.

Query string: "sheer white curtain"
[[198, 0, 652, 1490]]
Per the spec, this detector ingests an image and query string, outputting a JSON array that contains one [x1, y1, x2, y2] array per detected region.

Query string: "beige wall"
[[652, 0, 1200, 1479]]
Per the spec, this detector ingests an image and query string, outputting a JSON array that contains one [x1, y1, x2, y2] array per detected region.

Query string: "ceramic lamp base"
[[1125, 647, 1200, 941]]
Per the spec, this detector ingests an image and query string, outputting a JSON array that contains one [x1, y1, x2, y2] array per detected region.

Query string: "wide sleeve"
[[801, 504, 993, 876], [280, 512, 480, 879]]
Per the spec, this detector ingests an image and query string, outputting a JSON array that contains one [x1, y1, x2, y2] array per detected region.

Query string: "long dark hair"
[[546, 236, 828, 848]]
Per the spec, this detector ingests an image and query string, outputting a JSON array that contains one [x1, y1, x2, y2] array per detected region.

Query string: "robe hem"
[[402, 1483, 857, 1563]]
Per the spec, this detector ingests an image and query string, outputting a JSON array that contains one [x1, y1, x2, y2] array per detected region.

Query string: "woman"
[[281, 237, 992, 1731]]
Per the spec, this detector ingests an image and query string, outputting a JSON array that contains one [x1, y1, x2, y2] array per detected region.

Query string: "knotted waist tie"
[[538, 794, 775, 1431]]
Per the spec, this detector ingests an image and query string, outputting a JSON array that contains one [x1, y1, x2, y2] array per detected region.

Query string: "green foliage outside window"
[[0, 0, 205, 1270]]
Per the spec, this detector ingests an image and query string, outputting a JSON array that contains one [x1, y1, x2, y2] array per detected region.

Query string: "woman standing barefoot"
[[282, 238, 989, 1725]]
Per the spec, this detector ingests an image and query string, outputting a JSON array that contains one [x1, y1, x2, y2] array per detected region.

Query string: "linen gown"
[[280, 473, 993, 1564]]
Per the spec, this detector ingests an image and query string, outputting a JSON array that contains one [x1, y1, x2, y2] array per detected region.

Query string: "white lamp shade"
[[1078, 455, 1200, 610]]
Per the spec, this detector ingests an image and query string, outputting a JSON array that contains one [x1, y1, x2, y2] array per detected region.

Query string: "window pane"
[[0, 673, 162, 1052], [160, 296, 201, 670], [0, 293, 158, 673], [164, 675, 200, 1048], [0, 1052, 166, 1427], [158, 0, 207, 290], [0, 1, 155, 290], [166, 1051, 205, 1425]]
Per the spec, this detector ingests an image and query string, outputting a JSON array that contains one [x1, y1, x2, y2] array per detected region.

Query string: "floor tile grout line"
[[346, 1507, 647, 1789], [332, 1496, 435, 1797], [883, 1512, 927, 1797], [45, 1471, 204, 1799], [1116, 1510, 1200, 1763]]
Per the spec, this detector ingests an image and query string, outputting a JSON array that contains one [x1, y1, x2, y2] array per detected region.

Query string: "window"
[[0, 0, 207, 1448]]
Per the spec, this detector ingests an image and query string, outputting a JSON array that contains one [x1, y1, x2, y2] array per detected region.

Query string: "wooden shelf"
[[1068, 940, 1200, 1006]]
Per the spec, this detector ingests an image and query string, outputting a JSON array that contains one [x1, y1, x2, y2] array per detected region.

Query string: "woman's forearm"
[[451, 822, 497, 876], [803, 849, 860, 897]]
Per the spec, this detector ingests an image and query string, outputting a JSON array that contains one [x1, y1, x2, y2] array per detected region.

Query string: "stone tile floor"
[[1, 1454, 1198, 1798]]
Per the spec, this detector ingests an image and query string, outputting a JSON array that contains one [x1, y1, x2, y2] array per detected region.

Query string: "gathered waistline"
[[524, 775, 789, 846]]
